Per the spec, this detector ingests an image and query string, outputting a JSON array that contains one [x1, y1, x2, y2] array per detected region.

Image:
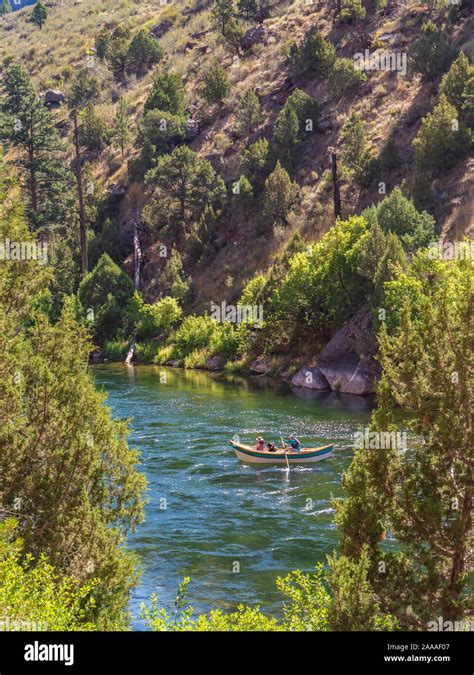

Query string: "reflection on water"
[[93, 364, 375, 628]]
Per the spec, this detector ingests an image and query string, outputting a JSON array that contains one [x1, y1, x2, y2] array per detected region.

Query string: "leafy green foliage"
[[409, 21, 456, 79], [0, 519, 98, 631], [262, 161, 298, 228], [335, 252, 473, 626], [125, 292, 182, 340], [412, 94, 472, 175], [201, 60, 230, 104], [337, 0, 366, 23], [144, 72, 186, 115], [127, 29, 163, 76], [291, 28, 336, 79], [236, 89, 263, 137], [329, 58, 366, 97], [365, 187, 436, 250], [145, 146, 226, 232], [139, 109, 186, 165], [78, 253, 135, 342], [340, 113, 377, 188]]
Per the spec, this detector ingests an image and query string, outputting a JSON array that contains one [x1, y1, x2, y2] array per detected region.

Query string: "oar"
[[281, 436, 290, 471]]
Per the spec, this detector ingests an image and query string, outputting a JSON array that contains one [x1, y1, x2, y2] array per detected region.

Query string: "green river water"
[[93, 364, 375, 628]]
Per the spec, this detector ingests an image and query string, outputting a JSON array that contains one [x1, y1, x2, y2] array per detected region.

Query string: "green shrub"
[[209, 322, 240, 360], [340, 113, 377, 188], [291, 28, 336, 79], [134, 341, 158, 363], [329, 58, 366, 97], [439, 52, 474, 116], [412, 94, 472, 175], [373, 187, 436, 250], [127, 29, 163, 77], [126, 292, 182, 340], [78, 253, 134, 343], [409, 22, 456, 80], [144, 72, 186, 115], [0, 519, 98, 631], [337, 0, 366, 23], [103, 340, 129, 361], [173, 315, 216, 359], [201, 60, 230, 104]]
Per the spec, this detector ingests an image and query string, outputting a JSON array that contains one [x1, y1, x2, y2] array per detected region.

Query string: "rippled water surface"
[[93, 364, 374, 627]]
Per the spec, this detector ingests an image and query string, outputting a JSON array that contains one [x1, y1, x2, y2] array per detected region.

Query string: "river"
[[93, 364, 375, 628]]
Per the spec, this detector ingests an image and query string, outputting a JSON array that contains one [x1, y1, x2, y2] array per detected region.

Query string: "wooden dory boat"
[[231, 441, 334, 464]]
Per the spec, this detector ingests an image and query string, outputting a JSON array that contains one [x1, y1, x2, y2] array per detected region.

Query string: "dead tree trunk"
[[331, 152, 342, 221], [71, 111, 88, 276], [125, 203, 142, 366]]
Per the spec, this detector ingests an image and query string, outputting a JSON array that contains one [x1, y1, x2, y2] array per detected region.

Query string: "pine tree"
[[127, 29, 163, 77], [145, 145, 226, 232], [67, 68, 100, 276], [262, 161, 298, 228], [201, 60, 230, 105], [0, 0, 11, 15], [334, 252, 473, 627], [0, 64, 70, 232], [409, 21, 456, 80], [112, 97, 132, 158], [412, 94, 471, 175], [31, 0, 47, 29], [439, 52, 474, 116], [340, 112, 376, 188], [78, 101, 108, 151], [144, 72, 185, 115], [106, 26, 131, 81], [210, 0, 234, 35], [236, 89, 262, 138]]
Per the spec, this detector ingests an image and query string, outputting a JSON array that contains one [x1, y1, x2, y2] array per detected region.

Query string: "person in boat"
[[255, 437, 265, 451], [267, 442, 277, 452], [288, 434, 301, 451]]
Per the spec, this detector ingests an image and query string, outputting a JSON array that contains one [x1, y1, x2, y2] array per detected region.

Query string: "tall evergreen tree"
[[31, 0, 47, 29], [0, 64, 70, 232], [334, 252, 473, 627]]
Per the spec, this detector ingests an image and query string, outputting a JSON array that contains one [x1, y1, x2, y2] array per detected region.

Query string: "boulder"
[[318, 359, 376, 396], [165, 359, 179, 367], [206, 355, 224, 371], [319, 305, 375, 363], [291, 366, 330, 390], [249, 356, 271, 375], [44, 90, 65, 107], [241, 24, 265, 50], [185, 118, 200, 140]]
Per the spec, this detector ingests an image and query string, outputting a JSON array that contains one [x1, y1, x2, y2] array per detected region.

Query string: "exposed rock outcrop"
[[249, 356, 271, 375], [291, 306, 379, 395], [206, 355, 224, 370], [291, 366, 330, 390]]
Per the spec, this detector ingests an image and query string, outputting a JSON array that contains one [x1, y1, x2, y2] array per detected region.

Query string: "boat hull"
[[231, 441, 334, 464]]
